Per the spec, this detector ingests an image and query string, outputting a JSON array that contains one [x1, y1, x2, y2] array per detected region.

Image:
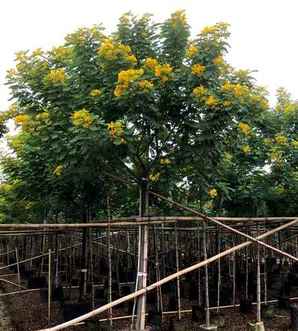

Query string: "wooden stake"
[[48, 249, 52, 322], [37, 219, 298, 331], [175, 225, 181, 320], [15, 248, 21, 285], [203, 222, 210, 327]]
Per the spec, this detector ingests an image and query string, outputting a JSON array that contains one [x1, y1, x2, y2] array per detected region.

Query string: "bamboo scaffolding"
[[37, 218, 298, 331], [149, 191, 298, 262]]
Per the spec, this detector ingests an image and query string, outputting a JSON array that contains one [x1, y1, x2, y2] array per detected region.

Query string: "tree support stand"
[[134, 179, 149, 331]]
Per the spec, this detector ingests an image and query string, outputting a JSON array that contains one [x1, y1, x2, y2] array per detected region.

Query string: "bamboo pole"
[[0, 216, 296, 231], [48, 249, 52, 322], [217, 227, 221, 313], [203, 221, 210, 327], [175, 225, 181, 320], [149, 191, 298, 262], [107, 196, 113, 329], [37, 218, 298, 331], [15, 248, 21, 285], [256, 227, 261, 323]]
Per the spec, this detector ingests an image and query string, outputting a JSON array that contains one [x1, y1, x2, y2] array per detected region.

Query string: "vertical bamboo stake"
[[197, 225, 201, 306], [257, 228, 261, 323], [15, 248, 21, 285], [107, 196, 113, 329], [245, 247, 249, 300], [217, 227, 221, 312], [134, 179, 149, 331], [48, 249, 52, 322], [175, 225, 181, 320], [232, 249, 236, 307], [203, 222, 210, 327]]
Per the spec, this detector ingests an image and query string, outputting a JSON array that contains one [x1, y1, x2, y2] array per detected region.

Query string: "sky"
[[1, 0, 298, 112]]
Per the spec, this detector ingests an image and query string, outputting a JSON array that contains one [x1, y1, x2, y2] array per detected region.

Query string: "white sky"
[[1, 0, 298, 112]]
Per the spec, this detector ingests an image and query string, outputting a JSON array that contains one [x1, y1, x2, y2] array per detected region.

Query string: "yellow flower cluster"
[[45, 68, 66, 84], [98, 38, 137, 64], [201, 22, 229, 36], [155, 64, 173, 82], [251, 95, 269, 110], [208, 188, 218, 198], [241, 145, 251, 155], [192, 64, 205, 76], [89, 89, 102, 97], [213, 56, 224, 66], [32, 48, 43, 57], [193, 86, 207, 98], [292, 140, 298, 148], [186, 44, 198, 58], [114, 69, 144, 97], [160, 158, 171, 165], [222, 82, 249, 97], [51, 47, 72, 60], [238, 122, 252, 136], [271, 150, 283, 164], [107, 121, 124, 139], [149, 172, 160, 182], [144, 57, 158, 70], [138, 80, 154, 92], [15, 114, 30, 126], [275, 134, 287, 145], [170, 10, 187, 26], [71, 109, 93, 128], [53, 165, 63, 176], [15, 51, 28, 62], [205, 95, 219, 107]]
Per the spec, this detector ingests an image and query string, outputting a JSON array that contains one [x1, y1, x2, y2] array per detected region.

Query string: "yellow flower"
[[107, 121, 124, 138], [238, 122, 252, 136], [205, 95, 218, 107], [90, 89, 102, 97], [160, 158, 171, 165], [208, 188, 218, 198], [170, 10, 187, 26], [291, 140, 298, 148], [15, 51, 28, 62], [71, 109, 93, 128], [32, 48, 43, 57], [192, 64, 205, 76], [271, 150, 282, 164], [15, 114, 30, 126], [275, 134, 287, 145], [154, 64, 173, 82], [201, 25, 217, 35], [126, 54, 137, 64], [241, 145, 251, 154], [114, 84, 128, 97], [51, 46, 72, 60], [45, 68, 66, 84], [53, 165, 63, 176], [144, 57, 158, 70], [223, 100, 232, 107], [138, 80, 154, 91], [6, 68, 17, 78], [118, 69, 144, 84], [98, 38, 134, 62], [149, 172, 160, 182], [186, 44, 198, 58], [193, 86, 207, 98], [213, 56, 224, 65]]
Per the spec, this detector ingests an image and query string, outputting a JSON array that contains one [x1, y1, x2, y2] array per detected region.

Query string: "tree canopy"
[[0, 11, 297, 222]]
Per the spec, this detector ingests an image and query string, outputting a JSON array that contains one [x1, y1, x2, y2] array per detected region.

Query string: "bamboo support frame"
[[37, 218, 298, 331]]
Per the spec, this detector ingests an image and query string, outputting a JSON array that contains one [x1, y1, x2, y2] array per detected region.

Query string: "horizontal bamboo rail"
[[37, 218, 298, 331], [0, 216, 296, 231]]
